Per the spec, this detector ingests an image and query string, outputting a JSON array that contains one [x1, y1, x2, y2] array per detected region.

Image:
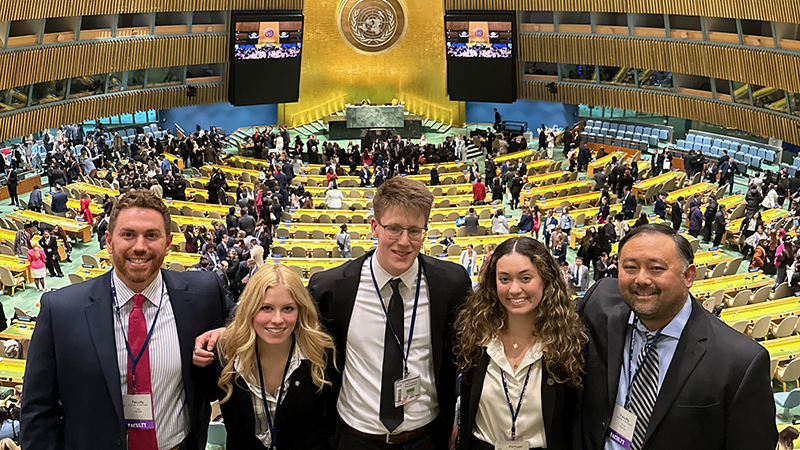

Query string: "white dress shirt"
[[473, 337, 547, 448], [237, 346, 305, 447], [112, 270, 189, 450], [338, 256, 438, 434]]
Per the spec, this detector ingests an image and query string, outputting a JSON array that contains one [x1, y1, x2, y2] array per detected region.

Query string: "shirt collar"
[[628, 294, 692, 339], [112, 269, 164, 307], [371, 254, 419, 291], [485, 335, 544, 375]]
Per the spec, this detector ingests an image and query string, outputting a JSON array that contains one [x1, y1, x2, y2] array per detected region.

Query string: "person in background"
[[774, 234, 794, 289], [491, 209, 510, 235], [39, 229, 63, 278], [653, 193, 667, 220], [464, 208, 479, 237], [214, 264, 336, 449], [688, 201, 704, 238], [633, 213, 649, 228], [568, 255, 590, 293], [712, 204, 727, 248], [28, 242, 47, 292], [336, 224, 352, 259], [27, 185, 43, 213], [452, 237, 587, 450], [13, 223, 32, 256], [518, 206, 533, 233], [558, 207, 574, 237], [52, 225, 72, 263], [472, 175, 486, 205], [542, 209, 558, 248], [778, 427, 799, 450], [78, 192, 94, 226], [460, 244, 477, 277], [7, 169, 18, 208]]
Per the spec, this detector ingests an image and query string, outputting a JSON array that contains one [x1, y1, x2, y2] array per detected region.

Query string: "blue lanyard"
[[624, 317, 663, 406], [369, 256, 422, 377], [111, 276, 165, 394], [256, 337, 295, 450], [500, 364, 534, 441]]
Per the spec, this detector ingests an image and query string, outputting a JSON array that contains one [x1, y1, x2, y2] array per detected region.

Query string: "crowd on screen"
[[234, 44, 301, 60], [446, 43, 512, 58]]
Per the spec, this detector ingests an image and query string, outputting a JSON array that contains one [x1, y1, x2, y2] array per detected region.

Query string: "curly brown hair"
[[454, 236, 587, 388]]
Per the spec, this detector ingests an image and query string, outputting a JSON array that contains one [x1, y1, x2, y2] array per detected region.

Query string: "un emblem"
[[337, 0, 408, 55]]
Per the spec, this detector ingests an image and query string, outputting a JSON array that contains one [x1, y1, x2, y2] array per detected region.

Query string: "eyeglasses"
[[377, 222, 427, 240]]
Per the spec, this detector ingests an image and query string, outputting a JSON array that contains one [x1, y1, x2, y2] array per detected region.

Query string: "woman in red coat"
[[78, 193, 93, 225]]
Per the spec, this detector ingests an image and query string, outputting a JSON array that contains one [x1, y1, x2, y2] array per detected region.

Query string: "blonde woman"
[[452, 237, 587, 450], [215, 264, 335, 449]]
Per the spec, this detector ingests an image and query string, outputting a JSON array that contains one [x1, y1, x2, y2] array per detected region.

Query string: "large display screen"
[[444, 11, 517, 103], [229, 12, 304, 106]]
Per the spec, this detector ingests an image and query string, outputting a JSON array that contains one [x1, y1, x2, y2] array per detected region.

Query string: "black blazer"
[[219, 361, 334, 450], [307, 252, 471, 445], [456, 352, 578, 450], [577, 278, 777, 450], [21, 270, 233, 450]]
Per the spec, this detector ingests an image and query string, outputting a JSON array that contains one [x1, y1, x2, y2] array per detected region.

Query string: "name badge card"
[[123, 394, 155, 430], [495, 441, 528, 450], [608, 404, 636, 450], [394, 374, 421, 407]]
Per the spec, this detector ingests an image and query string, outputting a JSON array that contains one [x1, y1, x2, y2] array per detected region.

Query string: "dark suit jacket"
[[218, 361, 334, 450], [577, 278, 777, 450], [21, 270, 233, 450], [307, 252, 471, 445], [456, 353, 577, 450]]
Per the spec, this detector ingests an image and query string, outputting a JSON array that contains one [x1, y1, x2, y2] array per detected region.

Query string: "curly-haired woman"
[[215, 264, 336, 449], [452, 236, 587, 450]]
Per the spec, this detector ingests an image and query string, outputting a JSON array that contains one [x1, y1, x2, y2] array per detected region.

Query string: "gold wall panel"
[[444, 0, 800, 24], [0, 35, 226, 91], [518, 34, 800, 95], [0, 0, 303, 22], [0, 83, 226, 140], [519, 80, 800, 145], [281, 0, 463, 127]]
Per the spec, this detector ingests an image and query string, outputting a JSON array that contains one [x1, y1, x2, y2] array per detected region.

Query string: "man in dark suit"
[[22, 190, 232, 450], [621, 186, 637, 220], [670, 196, 684, 231], [653, 193, 667, 220], [50, 185, 68, 216], [359, 163, 372, 187], [308, 177, 471, 450], [577, 224, 776, 450]]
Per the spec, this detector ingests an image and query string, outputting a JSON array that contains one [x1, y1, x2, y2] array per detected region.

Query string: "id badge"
[[495, 441, 527, 450], [123, 394, 155, 430], [394, 374, 421, 407], [607, 404, 636, 450]]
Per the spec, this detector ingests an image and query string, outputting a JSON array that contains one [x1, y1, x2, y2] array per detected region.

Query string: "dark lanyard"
[[624, 317, 663, 406], [369, 256, 422, 377], [500, 364, 533, 441], [111, 276, 165, 394], [256, 337, 295, 450]]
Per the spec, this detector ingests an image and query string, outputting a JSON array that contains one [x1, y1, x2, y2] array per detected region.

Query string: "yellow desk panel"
[[587, 152, 626, 176], [727, 207, 788, 234], [494, 148, 536, 164], [96, 250, 200, 269], [536, 192, 609, 212], [521, 179, 594, 205], [0, 322, 35, 340], [722, 296, 800, 324], [0, 358, 25, 386], [632, 170, 684, 198], [690, 272, 773, 297], [693, 250, 735, 268], [7, 211, 92, 243], [70, 182, 119, 197]]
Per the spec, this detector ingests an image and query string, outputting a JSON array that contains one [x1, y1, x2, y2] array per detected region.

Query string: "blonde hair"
[[216, 264, 334, 403], [250, 245, 265, 268], [454, 237, 587, 388], [0, 439, 19, 450]]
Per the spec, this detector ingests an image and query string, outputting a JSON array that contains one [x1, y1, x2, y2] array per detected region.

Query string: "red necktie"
[[127, 293, 158, 450]]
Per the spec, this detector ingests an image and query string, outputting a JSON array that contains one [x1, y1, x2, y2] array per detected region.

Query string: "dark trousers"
[[713, 229, 724, 248], [45, 258, 62, 277], [703, 222, 714, 242], [335, 420, 442, 450], [8, 186, 18, 206], [510, 193, 520, 209]]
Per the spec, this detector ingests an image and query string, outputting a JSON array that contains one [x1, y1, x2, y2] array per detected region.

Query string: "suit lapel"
[[332, 253, 369, 366], [541, 364, 556, 442], [606, 301, 630, 411], [162, 270, 196, 416], [84, 272, 124, 423], [419, 255, 446, 380], [643, 300, 707, 445]]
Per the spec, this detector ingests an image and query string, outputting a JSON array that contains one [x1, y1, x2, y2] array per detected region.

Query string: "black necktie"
[[380, 278, 404, 432]]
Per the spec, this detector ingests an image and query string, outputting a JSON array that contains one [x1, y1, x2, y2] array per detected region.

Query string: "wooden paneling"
[[0, 0, 303, 21], [0, 82, 226, 140], [0, 34, 226, 91], [519, 80, 800, 145], [518, 33, 800, 96], [445, 0, 800, 24]]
